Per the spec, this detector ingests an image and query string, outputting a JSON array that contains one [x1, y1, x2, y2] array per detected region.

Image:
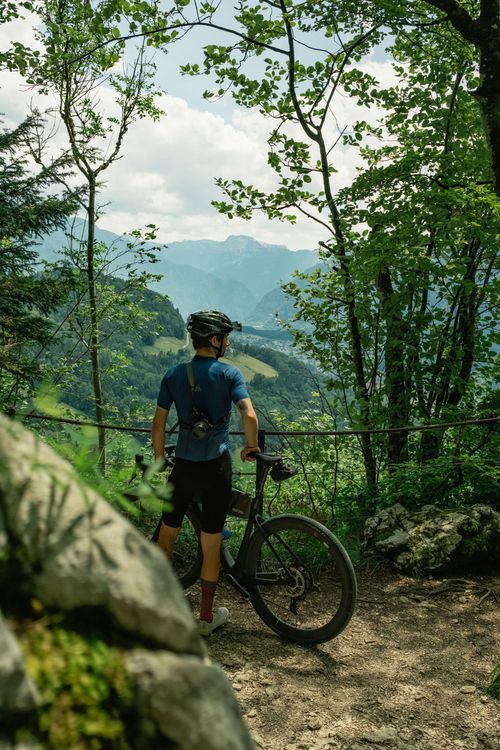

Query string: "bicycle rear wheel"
[[245, 514, 356, 645], [151, 507, 202, 589]]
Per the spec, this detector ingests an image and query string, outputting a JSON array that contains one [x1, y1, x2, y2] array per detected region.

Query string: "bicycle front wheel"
[[245, 514, 356, 645]]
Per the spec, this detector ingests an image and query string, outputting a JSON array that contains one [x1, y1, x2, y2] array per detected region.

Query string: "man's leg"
[[157, 459, 190, 561], [157, 522, 181, 559], [197, 453, 232, 633], [199, 531, 221, 622]]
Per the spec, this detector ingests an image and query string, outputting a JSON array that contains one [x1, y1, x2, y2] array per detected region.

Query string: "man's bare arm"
[[152, 405, 169, 460], [237, 397, 259, 462]]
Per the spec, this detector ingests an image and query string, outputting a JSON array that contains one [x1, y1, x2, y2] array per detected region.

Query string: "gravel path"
[[191, 568, 499, 750]]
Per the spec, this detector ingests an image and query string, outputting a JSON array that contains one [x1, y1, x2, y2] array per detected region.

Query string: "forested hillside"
[[41, 275, 175, 418], [41, 275, 320, 429]]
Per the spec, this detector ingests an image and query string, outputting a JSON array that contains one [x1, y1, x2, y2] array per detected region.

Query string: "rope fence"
[[5, 409, 499, 437]]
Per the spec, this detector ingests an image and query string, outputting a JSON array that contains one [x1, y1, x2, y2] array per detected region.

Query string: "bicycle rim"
[[245, 514, 357, 645]]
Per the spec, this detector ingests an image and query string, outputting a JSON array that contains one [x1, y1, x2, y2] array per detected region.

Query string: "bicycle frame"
[[133, 447, 304, 593], [220, 458, 301, 595], [219, 458, 268, 581]]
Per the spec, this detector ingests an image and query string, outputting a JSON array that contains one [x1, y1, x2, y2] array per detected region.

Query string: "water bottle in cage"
[[221, 524, 232, 546]]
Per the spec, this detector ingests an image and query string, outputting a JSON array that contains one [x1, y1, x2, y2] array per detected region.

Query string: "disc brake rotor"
[[285, 564, 314, 599]]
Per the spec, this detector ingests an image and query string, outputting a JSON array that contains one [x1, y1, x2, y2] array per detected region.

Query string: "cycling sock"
[[200, 579, 217, 622]]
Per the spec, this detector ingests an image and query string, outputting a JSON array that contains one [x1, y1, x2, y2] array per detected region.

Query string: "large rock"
[[365, 502, 500, 573], [0, 612, 39, 712], [0, 415, 201, 656], [126, 650, 254, 750], [0, 415, 256, 749]]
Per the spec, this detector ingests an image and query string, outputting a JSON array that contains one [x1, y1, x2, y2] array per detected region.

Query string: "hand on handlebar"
[[155, 455, 173, 472], [240, 445, 260, 462]]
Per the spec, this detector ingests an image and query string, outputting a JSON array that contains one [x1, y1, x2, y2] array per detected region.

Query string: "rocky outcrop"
[[127, 651, 255, 750], [0, 612, 40, 712], [0, 415, 254, 750], [364, 502, 500, 573], [0, 415, 200, 656]]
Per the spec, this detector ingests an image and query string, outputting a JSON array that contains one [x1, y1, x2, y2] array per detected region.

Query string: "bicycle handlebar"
[[131, 446, 295, 482]]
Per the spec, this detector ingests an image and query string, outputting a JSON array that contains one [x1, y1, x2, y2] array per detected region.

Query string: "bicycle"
[[126, 447, 357, 645]]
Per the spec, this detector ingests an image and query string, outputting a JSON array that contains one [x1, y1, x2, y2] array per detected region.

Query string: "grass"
[[487, 663, 500, 700], [36, 407, 144, 459], [220, 352, 278, 381], [144, 335, 188, 354], [30, 400, 146, 486], [56, 422, 143, 455]]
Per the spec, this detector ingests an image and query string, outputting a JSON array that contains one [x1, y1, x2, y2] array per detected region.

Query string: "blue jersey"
[[157, 355, 249, 461]]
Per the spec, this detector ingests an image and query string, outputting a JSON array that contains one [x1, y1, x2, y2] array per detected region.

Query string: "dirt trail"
[[193, 569, 500, 750]]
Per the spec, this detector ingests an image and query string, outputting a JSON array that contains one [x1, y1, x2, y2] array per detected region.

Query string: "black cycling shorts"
[[161, 451, 232, 534]]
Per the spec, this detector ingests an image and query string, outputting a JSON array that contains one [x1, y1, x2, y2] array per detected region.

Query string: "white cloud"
[[1, 17, 397, 252]]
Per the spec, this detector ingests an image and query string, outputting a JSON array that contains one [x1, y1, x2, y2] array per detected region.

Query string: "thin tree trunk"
[[376, 265, 410, 468], [281, 4, 377, 487], [424, 0, 500, 194], [419, 238, 481, 461], [86, 178, 106, 472]]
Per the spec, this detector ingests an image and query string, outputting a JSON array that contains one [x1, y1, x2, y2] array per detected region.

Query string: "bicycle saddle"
[[253, 453, 299, 481], [253, 452, 283, 465]]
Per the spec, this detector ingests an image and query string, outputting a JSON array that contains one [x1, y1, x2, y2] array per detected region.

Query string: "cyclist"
[[151, 310, 259, 635]]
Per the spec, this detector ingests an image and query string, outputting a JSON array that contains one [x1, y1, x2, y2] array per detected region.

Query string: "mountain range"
[[37, 225, 319, 326]]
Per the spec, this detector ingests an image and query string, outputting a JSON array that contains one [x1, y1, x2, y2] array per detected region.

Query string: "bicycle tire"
[[244, 514, 357, 645], [151, 508, 202, 589]]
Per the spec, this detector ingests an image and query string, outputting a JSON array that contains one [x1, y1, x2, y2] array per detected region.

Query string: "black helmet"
[[187, 310, 242, 338]]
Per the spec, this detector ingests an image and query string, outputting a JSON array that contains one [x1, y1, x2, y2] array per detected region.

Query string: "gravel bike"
[[126, 447, 357, 645]]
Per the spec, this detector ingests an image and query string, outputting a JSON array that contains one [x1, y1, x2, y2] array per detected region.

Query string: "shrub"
[[486, 663, 500, 701]]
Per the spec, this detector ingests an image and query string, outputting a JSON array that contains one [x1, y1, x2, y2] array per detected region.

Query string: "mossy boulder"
[[364, 503, 500, 574]]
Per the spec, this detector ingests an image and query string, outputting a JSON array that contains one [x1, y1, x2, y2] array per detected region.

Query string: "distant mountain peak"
[[38, 224, 319, 321], [223, 235, 267, 250], [223, 234, 255, 243], [222, 234, 293, 253]]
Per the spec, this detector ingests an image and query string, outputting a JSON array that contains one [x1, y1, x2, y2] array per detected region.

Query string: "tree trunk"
[[315, 140, 377, 487], [418, 430, 443, 462], [418, 238, 480, 461], [281, 10, 378, 488], [474, 1, 500, 195], [86, 178, 106, 473], [425, 0, 500, 194], [376, 265, 410, 468]]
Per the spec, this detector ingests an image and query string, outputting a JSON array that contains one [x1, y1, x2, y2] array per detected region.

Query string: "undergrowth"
[[486, 663, 500, 701], [10, 610, 136, 750]]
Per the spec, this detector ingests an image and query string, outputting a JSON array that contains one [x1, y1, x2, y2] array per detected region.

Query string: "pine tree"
[[0, 115, 78, 405]]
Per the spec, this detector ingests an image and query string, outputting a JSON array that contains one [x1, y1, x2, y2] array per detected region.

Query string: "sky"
[[0, 6, 395, 252]]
